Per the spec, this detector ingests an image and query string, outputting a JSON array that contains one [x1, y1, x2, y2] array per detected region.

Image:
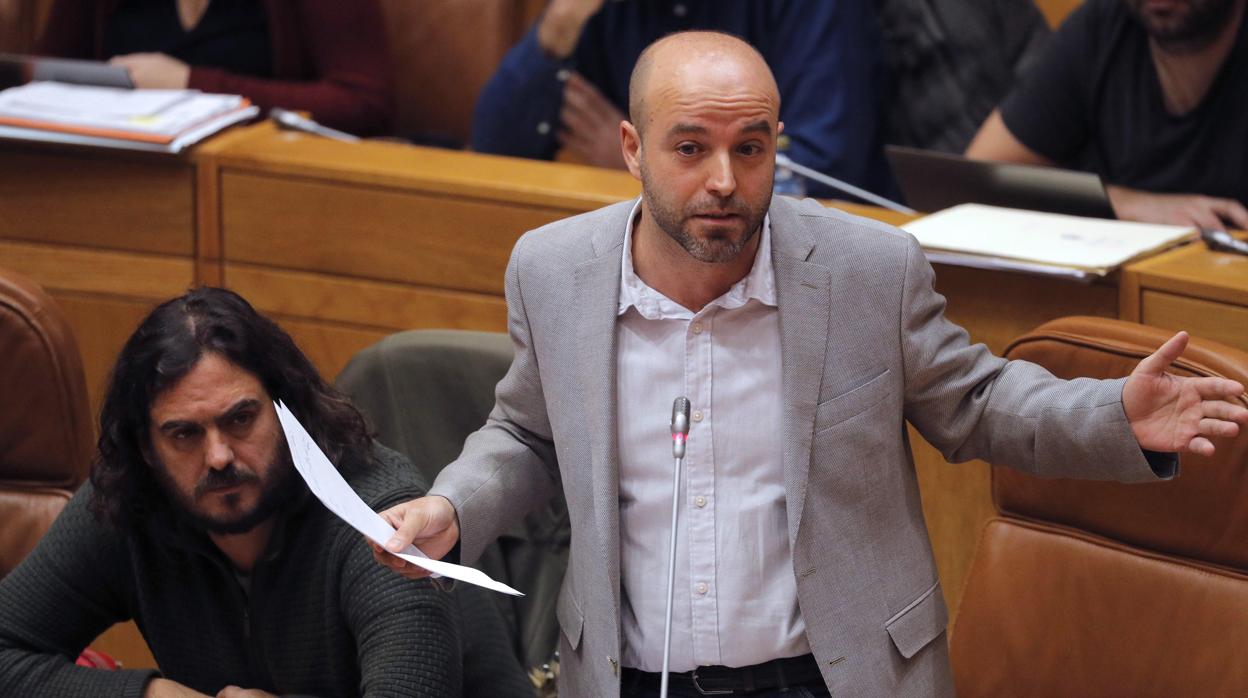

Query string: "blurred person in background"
[[471, 0, 895, 201], [967, 0, 1248, 230], [36, 0, 395, 136]]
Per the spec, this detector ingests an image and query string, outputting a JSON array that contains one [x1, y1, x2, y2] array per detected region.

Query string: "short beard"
[[1125, 0, 1239, 49], [151, 446, 300, 535], [640, 160, 768, 264]]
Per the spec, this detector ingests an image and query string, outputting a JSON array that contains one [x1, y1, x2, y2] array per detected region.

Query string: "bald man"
[[377, 31, 1247, 698]]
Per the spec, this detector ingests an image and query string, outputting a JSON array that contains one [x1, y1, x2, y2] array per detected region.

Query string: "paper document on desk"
[[274, 401, 522, 597], [0, 82, 246, 135], [902, 204, 1195, 276]]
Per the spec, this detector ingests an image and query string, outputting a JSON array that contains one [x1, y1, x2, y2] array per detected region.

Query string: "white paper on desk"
[[273, 401, 523, 597], [0, 83, 247, 136], [902, 204, 1194, 274], [1, 82, 193, 118]]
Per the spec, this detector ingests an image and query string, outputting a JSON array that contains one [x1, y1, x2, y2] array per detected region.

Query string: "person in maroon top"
[[36, 0, 395, 137]]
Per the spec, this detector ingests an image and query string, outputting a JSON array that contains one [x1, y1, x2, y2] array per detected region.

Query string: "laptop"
[[0, 54, 133, 90], [886, 145, 1116, 219]]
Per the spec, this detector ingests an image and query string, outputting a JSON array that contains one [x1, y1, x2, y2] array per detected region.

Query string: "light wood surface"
[[0, 145, 195, 255], [221, 171, 561, 294], [1121, 235, 1248, 352]]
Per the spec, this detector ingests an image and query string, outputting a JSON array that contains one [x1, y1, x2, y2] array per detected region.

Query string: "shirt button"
[[555, 68, 571, 82], [695, 582, 708, 595], [691, 323, 703, 335], [536, 121, 551, 135], [673, 3, 688, 17], [694, 496, 707, 508], [692, 410, 703, 422]]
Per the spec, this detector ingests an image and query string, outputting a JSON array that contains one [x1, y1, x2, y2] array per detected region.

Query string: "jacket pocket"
[[814, 368, 892, 434], [884, 580, 948, 659], [556, 581, 585, 651]]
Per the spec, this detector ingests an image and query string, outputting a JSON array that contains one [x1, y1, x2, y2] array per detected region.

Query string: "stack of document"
[[0, 81, 258, 153], [901, 204, 1196, 280]]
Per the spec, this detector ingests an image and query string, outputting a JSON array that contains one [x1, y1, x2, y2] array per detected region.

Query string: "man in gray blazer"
[[374, 32, 1248, 697]]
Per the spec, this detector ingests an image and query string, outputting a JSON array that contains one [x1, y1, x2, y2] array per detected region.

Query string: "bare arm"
[[965, 109, 1055, 166], [1105, 185, 1248, 230]]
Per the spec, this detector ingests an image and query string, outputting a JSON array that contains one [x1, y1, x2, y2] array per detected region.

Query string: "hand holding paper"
[[273, 401, 521, 596]]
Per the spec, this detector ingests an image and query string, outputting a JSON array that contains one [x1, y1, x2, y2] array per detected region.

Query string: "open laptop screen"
[[886, 145, 1115, 219]]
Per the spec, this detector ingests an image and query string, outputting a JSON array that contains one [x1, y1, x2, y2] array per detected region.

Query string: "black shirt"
[[103, 0, 272, 79], [999, 0, 1248, 206]]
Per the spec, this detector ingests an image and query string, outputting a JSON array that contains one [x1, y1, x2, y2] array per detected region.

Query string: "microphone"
[[1202, 228, 1248, 256], [661, 396, 691, 698], [671, 397, 690, 459], [269, 107, 360, 143], [775, 152, 916, 214]]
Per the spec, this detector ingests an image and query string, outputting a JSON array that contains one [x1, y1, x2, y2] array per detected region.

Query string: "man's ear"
[[621, 120, 643, 180], [139, 435, 155, 468]]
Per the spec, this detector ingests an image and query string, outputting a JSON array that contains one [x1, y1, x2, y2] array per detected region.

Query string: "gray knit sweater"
[[0, 444, 529, 697]]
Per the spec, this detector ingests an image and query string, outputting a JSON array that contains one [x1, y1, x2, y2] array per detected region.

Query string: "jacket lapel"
[[770, 199, 832, 547], [574, 203, 629, 628]]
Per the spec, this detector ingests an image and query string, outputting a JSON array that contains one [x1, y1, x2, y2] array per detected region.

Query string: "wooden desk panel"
[[1140, 291, 1248, 351], [932, 265, 1119, 355], [221, 171, 564, 294], [0, 146, 194, 256], [1122, 239, 1248, 352], [0, 240, 195, 416], [226, 264, 507, 337], [208, 124, 641, 210]]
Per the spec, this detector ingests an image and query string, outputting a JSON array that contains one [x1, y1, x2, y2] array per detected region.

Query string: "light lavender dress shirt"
[[616, 202, 810, 672]]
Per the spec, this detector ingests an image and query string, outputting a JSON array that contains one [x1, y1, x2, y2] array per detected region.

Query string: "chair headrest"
[[1000, 316, 1248, 571], [336, 329, 513, 486], [0, 267, 92, 487]]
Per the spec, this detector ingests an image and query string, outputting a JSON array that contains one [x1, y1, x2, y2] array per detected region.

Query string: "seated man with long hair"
[[0, 287, 529, 697]]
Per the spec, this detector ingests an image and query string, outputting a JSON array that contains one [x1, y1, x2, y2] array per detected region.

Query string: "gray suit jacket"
[[430, 196, 1164, 697]]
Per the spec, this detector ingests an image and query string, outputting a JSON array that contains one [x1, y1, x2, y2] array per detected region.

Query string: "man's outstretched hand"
[[1124, 331, 1248, 456], [369, 495, 460, 580]]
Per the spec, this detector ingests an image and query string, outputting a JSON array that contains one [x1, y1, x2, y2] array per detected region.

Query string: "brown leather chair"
[[0, 266, 92, 578], [949, 316, 1248, 696], [378, 0, 540, 146]]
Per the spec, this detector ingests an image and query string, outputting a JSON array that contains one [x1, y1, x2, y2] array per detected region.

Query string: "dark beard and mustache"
[[639, 159, 770, 264], [151, 445, 301, 535], [1124, 0, 1240, 49]]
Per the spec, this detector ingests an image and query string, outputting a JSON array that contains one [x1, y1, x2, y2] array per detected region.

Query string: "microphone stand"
[[661, 397, 691, 698], [775, 152, 916, 214]]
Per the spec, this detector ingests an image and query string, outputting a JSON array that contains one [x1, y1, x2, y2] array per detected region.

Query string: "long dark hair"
[[90, 287, 371, 531]]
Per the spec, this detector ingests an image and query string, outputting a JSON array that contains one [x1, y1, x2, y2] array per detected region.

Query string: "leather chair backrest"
[[950, 316, 1248, 696], [0, 0, 53, 53], [378, 0, 536, 145], [0, 266, 92, 577], [336, 329, 570, 671]]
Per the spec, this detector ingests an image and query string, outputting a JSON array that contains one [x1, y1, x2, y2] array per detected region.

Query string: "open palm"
[[1123, 332, 1248, 456]]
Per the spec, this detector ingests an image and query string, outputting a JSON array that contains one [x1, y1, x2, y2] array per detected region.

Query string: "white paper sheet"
[[901, 204, 1195, 275], [0, 105, 256, 153], [3, 82, 192, 117], [274, 401, 522, 596]]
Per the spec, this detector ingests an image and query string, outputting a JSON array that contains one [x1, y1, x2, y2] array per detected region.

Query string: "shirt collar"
[[618, 198, 777, 318]]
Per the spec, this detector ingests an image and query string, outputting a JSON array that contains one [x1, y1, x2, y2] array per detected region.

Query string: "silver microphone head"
[[269, 107, 361, 143], [671, 397, 690, 458]]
